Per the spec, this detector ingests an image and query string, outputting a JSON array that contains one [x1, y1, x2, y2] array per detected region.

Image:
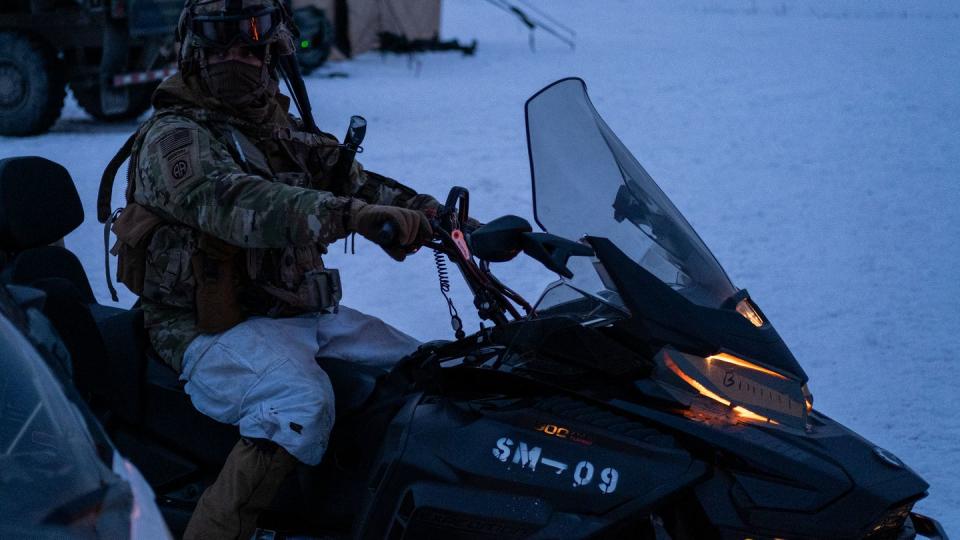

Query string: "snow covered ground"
[[2, 0, 958, 533]]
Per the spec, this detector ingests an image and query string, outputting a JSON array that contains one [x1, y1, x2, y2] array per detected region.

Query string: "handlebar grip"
[[377, 220, 398, 246]]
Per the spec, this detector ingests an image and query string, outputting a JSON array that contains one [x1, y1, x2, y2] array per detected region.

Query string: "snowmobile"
[[0, 286, 172, 538], [0, 78, 949, 539]]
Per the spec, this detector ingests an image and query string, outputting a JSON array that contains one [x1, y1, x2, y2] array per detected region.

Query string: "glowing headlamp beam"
[[664, 352, 779, 425], [706, 352, 787, 380]]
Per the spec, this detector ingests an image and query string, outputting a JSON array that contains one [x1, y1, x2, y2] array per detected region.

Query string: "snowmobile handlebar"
[[423, 188, 534, 327], [375, 186, 534, 330], [375, 186, 468, 252]]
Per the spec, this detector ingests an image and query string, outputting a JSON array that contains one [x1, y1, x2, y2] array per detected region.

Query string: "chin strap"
[[278, 54, 318, 133]]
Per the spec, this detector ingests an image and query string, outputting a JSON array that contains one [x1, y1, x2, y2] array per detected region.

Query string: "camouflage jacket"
[[129, 74, 432, 371]]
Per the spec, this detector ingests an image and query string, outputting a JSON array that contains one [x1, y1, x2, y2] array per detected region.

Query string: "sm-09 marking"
[[492, 437, 620, 494]]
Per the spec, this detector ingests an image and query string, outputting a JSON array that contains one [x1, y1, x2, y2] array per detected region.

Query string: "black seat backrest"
[[2, 246, 95, 303], [0, 157, 149, 423], [0, 156, 93, 299], [0, 157, 84, 252]]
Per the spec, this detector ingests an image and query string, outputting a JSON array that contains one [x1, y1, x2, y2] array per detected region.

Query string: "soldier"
[[105, 0, 443, 537]]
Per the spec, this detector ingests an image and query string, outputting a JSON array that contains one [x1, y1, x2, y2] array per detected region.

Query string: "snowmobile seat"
[[0, 156, 238, 469], [88, 300, 239, 466], [0, 156, 84, 253], [0, 157, 124, 408], [87, 303, 151, 425], [91, 303, 239, 466], [315, 356, 389, 416], [0, 156, 91, 297], [6, 264, 154, 429], [0, 156, 152, 427], [141, 355, 240, 467], [29, 278, 110, 394]]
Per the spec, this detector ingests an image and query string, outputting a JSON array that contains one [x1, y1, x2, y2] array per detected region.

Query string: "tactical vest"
[[98, 108, 348, 333]]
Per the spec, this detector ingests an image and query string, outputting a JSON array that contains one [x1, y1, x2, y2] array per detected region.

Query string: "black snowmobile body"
[[0, 79, 949, 539]]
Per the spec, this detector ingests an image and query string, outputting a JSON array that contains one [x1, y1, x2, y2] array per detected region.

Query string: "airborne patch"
[[154, 128, 200, 191]]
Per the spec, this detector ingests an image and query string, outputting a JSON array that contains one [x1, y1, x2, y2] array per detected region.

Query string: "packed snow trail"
[[1, 0, 957, 532]]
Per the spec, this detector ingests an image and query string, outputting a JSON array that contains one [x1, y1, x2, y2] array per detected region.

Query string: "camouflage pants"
[[179, 306, 420, 465]]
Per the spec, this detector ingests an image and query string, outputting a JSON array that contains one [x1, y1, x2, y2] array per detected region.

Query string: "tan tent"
[[346, 0, 441, 55], [292, 0, 442, 57]]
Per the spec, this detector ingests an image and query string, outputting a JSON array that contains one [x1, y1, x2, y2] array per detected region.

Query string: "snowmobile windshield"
[[526, 78, 737, 309], [0, 312, 116, 528]]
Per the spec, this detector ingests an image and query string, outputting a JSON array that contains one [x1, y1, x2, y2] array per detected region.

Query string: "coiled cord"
[[435, 249, 466, 340]]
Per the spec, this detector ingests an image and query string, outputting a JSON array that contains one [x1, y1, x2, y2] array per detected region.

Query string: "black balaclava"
[[200, 47, 279, 120]]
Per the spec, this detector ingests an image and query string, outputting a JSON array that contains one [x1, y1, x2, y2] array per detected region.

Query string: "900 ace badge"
[[492, 437, 620, 494]]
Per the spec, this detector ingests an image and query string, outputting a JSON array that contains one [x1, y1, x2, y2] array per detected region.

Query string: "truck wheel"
[[0, 32, 66, 136], [293, 6, 334, 74], [70, 81, 159, 122]]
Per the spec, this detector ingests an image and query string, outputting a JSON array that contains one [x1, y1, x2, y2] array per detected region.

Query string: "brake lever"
[[442, 187, 470, 230], [450, 229, 471, 260]]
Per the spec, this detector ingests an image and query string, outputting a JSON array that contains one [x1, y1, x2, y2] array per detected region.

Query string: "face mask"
[[202, 60, 274, 109]]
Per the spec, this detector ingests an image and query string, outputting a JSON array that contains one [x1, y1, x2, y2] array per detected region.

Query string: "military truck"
[[0, 0, 183, 136], [0, 0, 338, 137]]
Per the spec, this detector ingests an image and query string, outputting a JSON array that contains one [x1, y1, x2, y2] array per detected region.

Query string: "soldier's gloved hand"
[[406, 194, 484, 232], [349, 201, 432, 261]]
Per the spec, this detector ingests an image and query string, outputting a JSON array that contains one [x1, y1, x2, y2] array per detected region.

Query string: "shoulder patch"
[[152, 127, 201, 192], [157, 128, 193, 157]]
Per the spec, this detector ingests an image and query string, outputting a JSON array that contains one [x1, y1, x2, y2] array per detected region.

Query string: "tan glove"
[[407, 194, 483, 232], [349, 201, 432, 261]]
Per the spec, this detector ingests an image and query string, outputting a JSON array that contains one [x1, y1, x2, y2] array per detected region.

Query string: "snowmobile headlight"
[[656, 348, 808, 430], [735, 297, 764, 328], [865, 501, 913, 538], [802, 383, 813, 413], [705, 352, 786, 379]]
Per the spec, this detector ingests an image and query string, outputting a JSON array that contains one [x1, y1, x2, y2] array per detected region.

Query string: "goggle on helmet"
[[178, 0, 297, 67], [191, 6, 280, 49]]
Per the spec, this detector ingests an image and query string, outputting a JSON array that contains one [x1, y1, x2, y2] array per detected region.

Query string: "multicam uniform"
[[111, 73, 428, 470], [103, 1, 438, 537], [126, 74, 429, 373]]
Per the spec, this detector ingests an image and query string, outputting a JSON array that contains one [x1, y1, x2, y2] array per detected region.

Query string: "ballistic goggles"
[[191, 6, 280, 49]]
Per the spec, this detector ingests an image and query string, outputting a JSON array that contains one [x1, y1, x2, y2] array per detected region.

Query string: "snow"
[[2, 0, 958, 532]]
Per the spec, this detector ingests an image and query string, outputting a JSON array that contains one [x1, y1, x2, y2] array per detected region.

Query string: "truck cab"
[[0, 0, 181, 136]]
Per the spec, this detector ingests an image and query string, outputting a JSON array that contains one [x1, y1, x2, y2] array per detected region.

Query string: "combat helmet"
[[176, 0, 297, 75]]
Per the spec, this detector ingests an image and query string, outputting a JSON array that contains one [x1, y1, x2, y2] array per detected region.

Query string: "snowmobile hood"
[[604, 393, 930, 539]]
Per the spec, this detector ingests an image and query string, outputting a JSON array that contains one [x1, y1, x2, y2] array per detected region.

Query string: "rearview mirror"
[[470, 215, 532, 262], [470, 215, 594, 278]]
